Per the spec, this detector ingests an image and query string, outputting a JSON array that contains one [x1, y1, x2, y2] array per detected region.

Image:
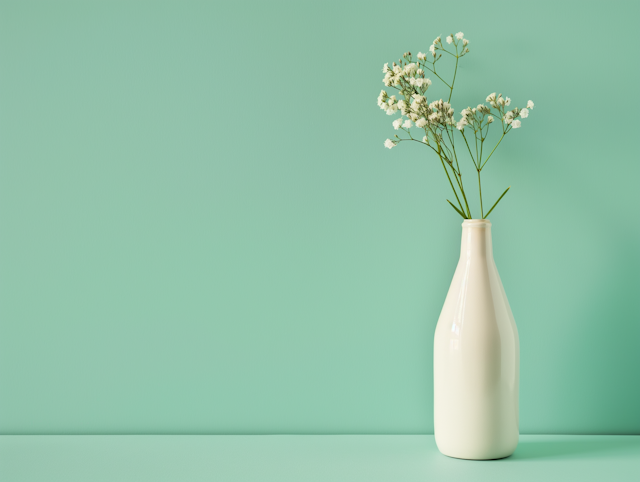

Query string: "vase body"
[[434, 219, 519, 460]]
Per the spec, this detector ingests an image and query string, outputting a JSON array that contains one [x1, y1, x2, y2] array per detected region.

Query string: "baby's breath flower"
[[404, 63, 417, 75], [377, 32, 535, 218], [377, 90, 388, 107], [504, 111, 514, 124]]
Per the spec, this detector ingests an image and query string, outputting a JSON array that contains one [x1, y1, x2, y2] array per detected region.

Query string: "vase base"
[[438, 450, 515, 461]]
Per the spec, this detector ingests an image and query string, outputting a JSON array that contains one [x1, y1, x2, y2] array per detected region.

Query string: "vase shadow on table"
[[510, 438, 640, 461]]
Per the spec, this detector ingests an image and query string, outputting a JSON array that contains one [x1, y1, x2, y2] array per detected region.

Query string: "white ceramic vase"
[[434, 219, 519, 460]]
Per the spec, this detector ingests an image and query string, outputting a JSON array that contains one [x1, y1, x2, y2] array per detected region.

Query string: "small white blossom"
[[520, 108, 529, 118], [392, 118, 403, 130], [415, 118, 427, 128], [433, 36, 441, 44], [416, 69, 424, 76], [487, 116, 494, 123], [446, 35, 453, 44], [377, 90, 388, 107], [511, 119, 521, 129], [456, 118, 468, 130], [463, 39, 469, 46], [384, 139, 396, 149], [382, 63, 389, 73], [504, 111, 514, 124], [402, 119, 412, 129], [386, 104, 398, 115], [417, 52, 426, 61], [404, 63, 417, 75], [455, 32, 464, 40], [429, 44, 436, 55], [486, 93, 496, 102], [505, 97, 511, 106], [422, 136, 428, 143], [527, 100, 534, 109]]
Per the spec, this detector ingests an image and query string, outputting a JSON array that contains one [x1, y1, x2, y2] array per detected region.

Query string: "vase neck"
[[460, 219, 493, 260]]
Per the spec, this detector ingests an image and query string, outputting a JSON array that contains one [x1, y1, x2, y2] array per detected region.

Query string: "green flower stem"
[[448, 55, 459, 103], [480, 131, 506, 169], [460, 131, 477, 168], [477, 169, 484, 218], [439, 153, 467, 218]]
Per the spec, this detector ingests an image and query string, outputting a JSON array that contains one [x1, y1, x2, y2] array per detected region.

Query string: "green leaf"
[[447, 200, 467, 219], [483, 186, 511, 219]]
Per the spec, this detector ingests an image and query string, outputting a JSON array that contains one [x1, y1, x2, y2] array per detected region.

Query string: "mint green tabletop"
[[1, 435, 638, 481]]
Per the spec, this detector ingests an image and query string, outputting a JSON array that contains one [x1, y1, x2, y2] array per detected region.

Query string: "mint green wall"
[[1, 0, 638, 435]]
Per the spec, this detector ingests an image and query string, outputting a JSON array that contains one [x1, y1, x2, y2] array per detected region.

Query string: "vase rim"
[[462, 219, 492, 227]]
